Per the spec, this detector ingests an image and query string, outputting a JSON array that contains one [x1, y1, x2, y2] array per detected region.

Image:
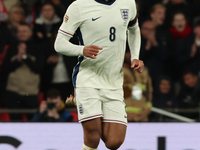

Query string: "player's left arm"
[[127, 0, 144, 73], [128, 20, 144, 73]]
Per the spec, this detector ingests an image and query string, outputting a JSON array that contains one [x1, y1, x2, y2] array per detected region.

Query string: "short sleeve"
[[59, 2, 82, 37], [128, 0, 138, 29]]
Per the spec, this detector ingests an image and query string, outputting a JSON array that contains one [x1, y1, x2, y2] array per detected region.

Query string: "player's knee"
[[88, 131, 101, 142], [105, 138, 124, 150], [85, 128, 101, 144]]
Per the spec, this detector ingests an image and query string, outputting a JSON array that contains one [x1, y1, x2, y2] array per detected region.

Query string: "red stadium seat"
[[0, 44, 9, 71], [0, 107, 10, 121], [38, 91, 45, 105], [70, 112, 78, 122]]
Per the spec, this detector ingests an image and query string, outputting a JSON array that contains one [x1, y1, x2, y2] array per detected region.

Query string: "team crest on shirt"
[[64, 15, 69, 23], [120, 9, 129, 22]]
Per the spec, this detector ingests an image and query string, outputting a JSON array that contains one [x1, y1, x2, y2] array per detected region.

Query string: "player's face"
[[42, 4, 55, 21], [17, 25, 32, 41], [172, 13, 186, 32], [151, 8, 165, 26], [183, 73, 198, 88], [159, 79, 171, 94]]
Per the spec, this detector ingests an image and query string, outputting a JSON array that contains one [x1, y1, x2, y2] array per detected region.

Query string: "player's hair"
[[194, 20, 200, 28], [150, 4, 166, 14], [183, 69, 198, 77], [46, 89, 61, 99]]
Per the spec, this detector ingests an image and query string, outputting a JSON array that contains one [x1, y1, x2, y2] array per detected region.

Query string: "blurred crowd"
[[0, 0, 200, 122]]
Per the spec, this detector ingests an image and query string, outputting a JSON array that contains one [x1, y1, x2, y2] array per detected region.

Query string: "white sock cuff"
[[81, 143, 97, 150]]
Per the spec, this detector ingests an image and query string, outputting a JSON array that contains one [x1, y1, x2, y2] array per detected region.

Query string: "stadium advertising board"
[[0, 123, 199, 150]]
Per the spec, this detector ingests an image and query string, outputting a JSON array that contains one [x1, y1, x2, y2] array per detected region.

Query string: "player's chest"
[[80, 5, 131, 32]]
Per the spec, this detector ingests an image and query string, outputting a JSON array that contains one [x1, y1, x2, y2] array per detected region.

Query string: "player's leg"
[[75, 88, 103, 150], [81, 118, 102, 149], [100, 89, 127, 149], [102, 122, 126, 150]]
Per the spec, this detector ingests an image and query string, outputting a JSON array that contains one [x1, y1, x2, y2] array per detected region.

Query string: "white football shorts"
[[75, 87, 127, 126]]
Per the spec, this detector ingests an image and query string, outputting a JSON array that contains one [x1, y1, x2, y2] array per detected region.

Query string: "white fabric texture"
[[54, 33, 84, 56], [128, 25, 141, 61]]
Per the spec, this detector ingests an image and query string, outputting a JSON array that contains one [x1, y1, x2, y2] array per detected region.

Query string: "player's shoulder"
[[71, 0, 91, 7], [127, 0, 136, 5]]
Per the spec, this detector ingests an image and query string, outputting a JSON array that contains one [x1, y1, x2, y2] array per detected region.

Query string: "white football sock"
[[81, 143, 97, 150]]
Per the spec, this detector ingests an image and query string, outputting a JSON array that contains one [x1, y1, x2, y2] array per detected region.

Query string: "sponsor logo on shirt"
[[92, 16, 101, 21], [64, 15, 69, 23]]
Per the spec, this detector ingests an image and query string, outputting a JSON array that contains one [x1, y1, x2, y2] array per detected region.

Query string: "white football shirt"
[[59, 0, 138, 89]]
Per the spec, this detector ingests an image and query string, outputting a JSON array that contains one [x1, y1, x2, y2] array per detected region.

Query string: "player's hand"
[[131, 59, 144, 73], [83, 45, 103, 59]]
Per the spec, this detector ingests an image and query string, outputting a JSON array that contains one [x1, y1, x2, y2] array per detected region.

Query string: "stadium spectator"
[[5, 5, 26, 38], [34, 2, 78, 100], [153, 76, 178, 108], [123, 66, 153, 122], [33, 1, 61, 70], [174, 20, 200, 79], [1, 23, 44, 121], [164, 0, 200, 27], [140, 20, 168, 84], [33, 2, 61, 43], [149, 4, 174, 79], [177, 70, 200, 119], [150, 4, 166, 28], [138, 0, 164, 20], [149, 4, 173, 49], [168, 12, 192, 78], [50, 0, 66, 19], [0, 5, 26, 52], [169, 12, 192, 41], [41, 52, 77, 101], [31, 89, 73, 122]]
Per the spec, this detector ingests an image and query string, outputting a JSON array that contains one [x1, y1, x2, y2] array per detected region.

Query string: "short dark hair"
[[18, 22, 32, 30], [46, 89, 61, 99], [171, 11, 187, 24], [183, 69, 198, 77], [41, 1, 55, 10]]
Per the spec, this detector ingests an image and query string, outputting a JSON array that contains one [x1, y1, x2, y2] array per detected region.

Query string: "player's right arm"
[[54, 2, 102, 59]]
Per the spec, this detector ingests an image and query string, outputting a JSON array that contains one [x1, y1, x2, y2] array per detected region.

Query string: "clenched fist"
[[131, 59, 144, 73]]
